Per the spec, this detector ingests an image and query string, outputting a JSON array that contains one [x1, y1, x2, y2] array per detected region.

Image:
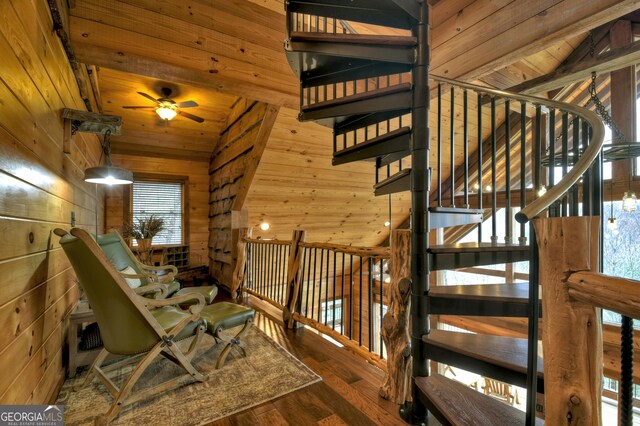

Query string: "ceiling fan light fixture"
[[156, 105, 178, 121]]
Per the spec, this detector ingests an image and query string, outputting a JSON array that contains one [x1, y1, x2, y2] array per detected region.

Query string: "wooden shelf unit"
[[162, 245, 190, 269]]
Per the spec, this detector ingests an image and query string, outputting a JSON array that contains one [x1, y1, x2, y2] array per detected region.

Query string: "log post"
[[283, 230, 306, 328], [380, 229, 412, 404], [533, 216, 602, 425], [231, 228, 251, 300]]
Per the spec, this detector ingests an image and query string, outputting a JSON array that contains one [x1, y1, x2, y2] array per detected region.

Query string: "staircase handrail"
[[432, 75, 605, 224], [429, 74, 604, 223]]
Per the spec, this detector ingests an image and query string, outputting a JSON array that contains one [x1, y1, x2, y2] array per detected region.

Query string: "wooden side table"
[[67, 300, 99, 378]]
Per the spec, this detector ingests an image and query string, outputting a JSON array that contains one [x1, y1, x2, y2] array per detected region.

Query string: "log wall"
[[208, 99, 277, 288], [0, 0, 103, 403], [105, 154, 210, 266]]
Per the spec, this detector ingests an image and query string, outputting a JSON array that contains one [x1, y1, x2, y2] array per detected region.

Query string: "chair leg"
[[168, 343, 207, 382], [73, 348, 109, 392], [183, 324, 206, 359], [215, 318, 253, 369], [99, 343, 165, 424]]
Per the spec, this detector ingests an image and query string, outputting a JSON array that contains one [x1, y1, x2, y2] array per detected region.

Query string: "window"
[[131, 179, 185, 246]]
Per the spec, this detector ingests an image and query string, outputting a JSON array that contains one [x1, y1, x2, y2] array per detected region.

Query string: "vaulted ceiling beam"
[[506, 38, 640, 96]]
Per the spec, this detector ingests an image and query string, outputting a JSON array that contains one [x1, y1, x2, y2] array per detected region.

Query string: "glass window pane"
[[131, 181, 183, 245]]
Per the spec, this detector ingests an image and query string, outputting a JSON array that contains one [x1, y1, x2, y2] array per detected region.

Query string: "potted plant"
[[122, 214, 166, 253]]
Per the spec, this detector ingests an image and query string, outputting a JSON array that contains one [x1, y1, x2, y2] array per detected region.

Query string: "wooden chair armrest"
[[133, 284, 169, 298], [142, 292, 206, 314], [137, 262, 178, 278]]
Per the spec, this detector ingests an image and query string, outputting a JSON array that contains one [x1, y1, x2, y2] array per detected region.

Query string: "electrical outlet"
[[71, 211, 76, 227]]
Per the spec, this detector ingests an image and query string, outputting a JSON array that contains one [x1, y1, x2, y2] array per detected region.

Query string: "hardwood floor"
[[208, 296, 408, 426]]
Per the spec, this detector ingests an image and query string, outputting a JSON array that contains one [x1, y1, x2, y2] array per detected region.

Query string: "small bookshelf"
[[162, 245, 190, 269]]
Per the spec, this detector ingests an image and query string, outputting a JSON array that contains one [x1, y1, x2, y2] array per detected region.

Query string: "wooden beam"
[[506, 38, 640, 95], [232, 104, 279, 211], [559, 22, 614, 69], [69, 0, 298, 108], [568, 272, 640, 319], [610, 20, 636, 183], [433, 0, 640, 81]]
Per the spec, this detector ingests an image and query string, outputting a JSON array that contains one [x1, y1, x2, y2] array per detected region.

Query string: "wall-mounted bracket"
[[62, 108, 122, 154]]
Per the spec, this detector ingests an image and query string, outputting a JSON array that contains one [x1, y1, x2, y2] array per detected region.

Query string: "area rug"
[[56, 325, 322, 425]]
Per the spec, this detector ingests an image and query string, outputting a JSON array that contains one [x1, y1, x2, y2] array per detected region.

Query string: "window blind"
[[132, 181, 183, 245]]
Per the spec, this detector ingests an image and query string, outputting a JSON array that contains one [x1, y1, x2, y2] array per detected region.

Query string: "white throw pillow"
[[120, 266, 143, 289]]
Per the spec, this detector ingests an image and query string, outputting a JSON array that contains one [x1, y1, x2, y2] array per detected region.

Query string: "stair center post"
[[411, 0, 430, 421]]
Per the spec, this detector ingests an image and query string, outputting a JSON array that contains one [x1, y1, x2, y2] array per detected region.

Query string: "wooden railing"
[[235, 229, 413, 378]]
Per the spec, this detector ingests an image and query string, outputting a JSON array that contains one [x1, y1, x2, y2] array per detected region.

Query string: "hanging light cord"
[[101, 129, 113, 166], [584, 32, 627, 143]]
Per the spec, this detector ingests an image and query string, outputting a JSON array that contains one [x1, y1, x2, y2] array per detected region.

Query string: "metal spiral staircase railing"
[[284, 1, 607, 424]]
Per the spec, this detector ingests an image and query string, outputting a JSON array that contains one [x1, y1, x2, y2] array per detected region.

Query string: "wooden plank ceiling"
[[69, 0, 640, 246], [99, 68, 237, 160]]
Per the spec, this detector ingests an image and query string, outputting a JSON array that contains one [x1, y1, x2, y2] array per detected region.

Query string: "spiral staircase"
[[283, 1, 606, 424]]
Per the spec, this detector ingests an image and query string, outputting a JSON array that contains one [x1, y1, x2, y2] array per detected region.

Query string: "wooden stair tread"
[[424, 330, 543, 378], [430, 283, 531, 303], [417, 374, 544, 426], [290, 32, 417, 46], [430, 206, 484, 215], [373, 168, 411, 190], [429, 242, 529, 254], [334, 127, 411, 158], [302, 83, 411, 113]]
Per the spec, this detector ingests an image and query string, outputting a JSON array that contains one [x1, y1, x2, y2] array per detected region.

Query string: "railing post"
[[231, 227, 251, 300], [283, 230, 306, 328], [533, 216, 602, 425], [380, 230, 412, 405]]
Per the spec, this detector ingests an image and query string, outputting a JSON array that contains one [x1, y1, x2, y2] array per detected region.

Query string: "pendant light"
[[84, 130, 133, 185], [607, 180, 618, 230], [621, 155, 637, 212]]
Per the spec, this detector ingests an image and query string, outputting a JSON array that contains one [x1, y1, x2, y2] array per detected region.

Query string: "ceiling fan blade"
[[176, 100, 198, 108], [122, 106, 156, 109], [137, 91, 160, 103], [178, 110, 205, 123]]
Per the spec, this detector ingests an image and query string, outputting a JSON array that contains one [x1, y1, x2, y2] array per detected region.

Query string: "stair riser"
[[424, 343, 545, 392], [300, 91, 411, 121], [333, 132, 410, 165], [429, 250, 530, 271], [287, 41, 415, 65], [287, 0, 417, 29]]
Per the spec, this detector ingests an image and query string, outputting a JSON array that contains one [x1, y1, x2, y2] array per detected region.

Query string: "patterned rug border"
[[203, 325, 322, 424]]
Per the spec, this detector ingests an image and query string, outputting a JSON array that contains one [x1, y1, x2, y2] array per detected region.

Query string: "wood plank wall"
[[0, 0, 103, 404], [208, 99, 277, 289], [105, 154, 210, 266]]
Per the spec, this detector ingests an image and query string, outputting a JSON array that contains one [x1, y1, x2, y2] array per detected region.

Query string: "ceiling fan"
[[122, 88, 205, 123]]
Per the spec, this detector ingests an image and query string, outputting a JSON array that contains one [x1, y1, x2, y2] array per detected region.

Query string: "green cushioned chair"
[[55, 228, 254, 424], [96, 229, 217, 304]]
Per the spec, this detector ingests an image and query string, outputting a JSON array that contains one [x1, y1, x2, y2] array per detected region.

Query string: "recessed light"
[[384, 221, 391, 227], [260, 222, 270, 231]]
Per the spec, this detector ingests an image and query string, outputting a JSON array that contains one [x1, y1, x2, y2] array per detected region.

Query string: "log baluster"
[[283, 230, 306, 328], [380, 230, 412, 404]]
